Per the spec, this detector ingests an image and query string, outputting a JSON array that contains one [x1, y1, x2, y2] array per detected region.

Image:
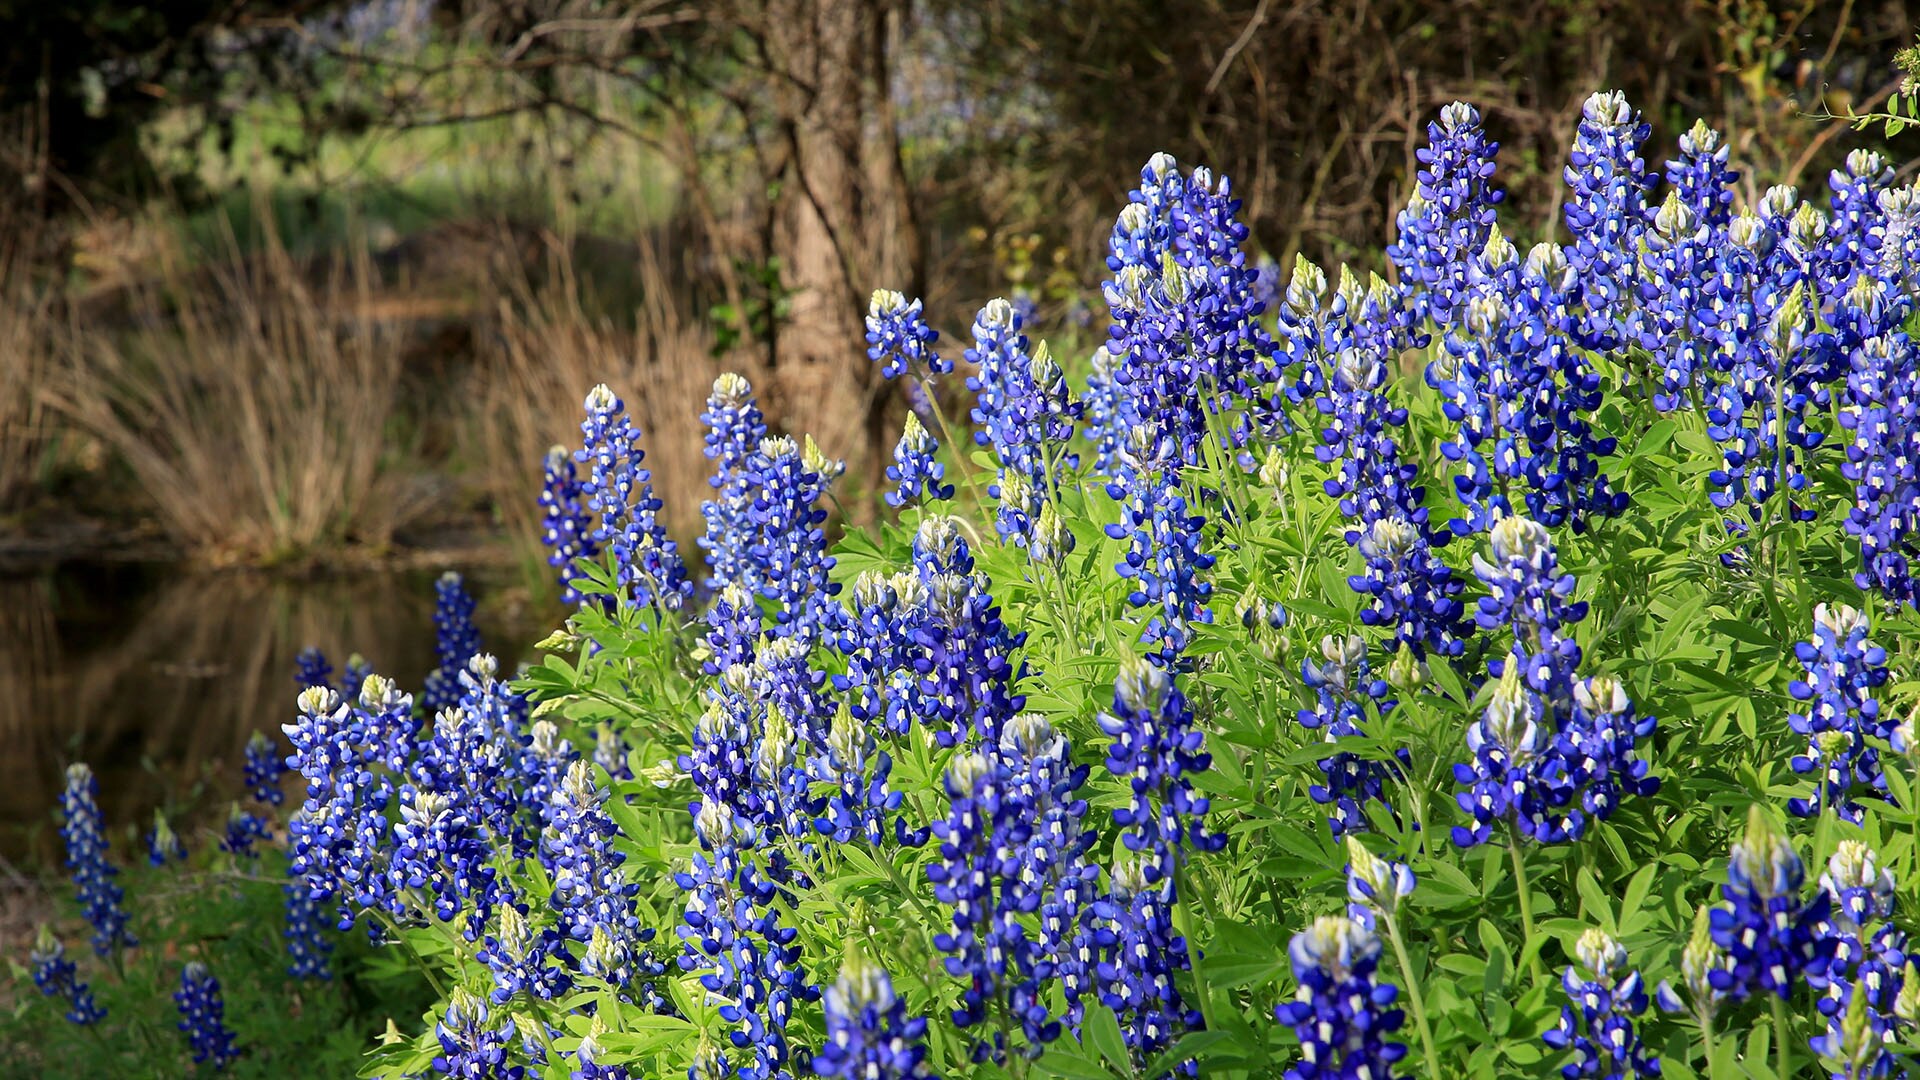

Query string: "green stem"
[[1508, 831, 1544, 981], [1772, 995, 1792, 1079], [1382, 913, 1441, 1080], [916, 373, 986, 511], [374, 912, 446, 998]]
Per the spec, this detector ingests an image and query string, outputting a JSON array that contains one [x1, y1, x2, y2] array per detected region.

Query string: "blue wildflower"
[[433, 989, 525, 1079], [1387, 101, 1504, 329], [174, 962, 240, 1070], [147, 810, 187, 867], [577, 384, 692, 616], [422, 571, 483, 714], [867, 290, 948, 380], [1707, 806, 1834, 1001], [886, 413, 952, 508], [699, 373, 769, 593], [1543, 929, 1661, 1079], [59, 763, 135, 956], [1787, 603, 1892, 821], [540, 444, 602, 605], [1275, 915, 1408, 1080], [245, 731, 287, 806], [813, 956, 935, 1080], [30, 927, 104, 1025]]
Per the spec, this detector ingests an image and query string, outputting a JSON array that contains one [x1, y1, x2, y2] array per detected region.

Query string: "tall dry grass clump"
[[47, 217, 404, 564], [471, 233, 742, 586], [0, 289, 53, 515]]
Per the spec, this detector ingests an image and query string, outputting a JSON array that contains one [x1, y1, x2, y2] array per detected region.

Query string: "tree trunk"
[[757, 0, 922, 504]]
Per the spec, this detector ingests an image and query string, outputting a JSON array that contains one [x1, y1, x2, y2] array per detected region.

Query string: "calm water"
[[0, 563, 546, 868]]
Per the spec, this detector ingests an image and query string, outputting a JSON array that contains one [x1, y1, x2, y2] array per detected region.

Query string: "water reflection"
[[0, 565, 543, 866]]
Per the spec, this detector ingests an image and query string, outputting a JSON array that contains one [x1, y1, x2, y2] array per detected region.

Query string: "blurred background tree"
[[0, 0, 1912, 549]]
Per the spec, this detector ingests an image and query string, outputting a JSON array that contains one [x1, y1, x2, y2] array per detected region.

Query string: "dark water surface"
[[0, 563, 545, 868]]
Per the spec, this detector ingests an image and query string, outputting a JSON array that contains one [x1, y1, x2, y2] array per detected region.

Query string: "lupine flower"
[[221, 802, 270, 859], [245, 730, 287, 806], [30, 927, 104, 1025], [1105, 435, 1216, 662], [546, 762, 640, 965], [886, 413, 952, 508], [1656, 910, 1731, 1031], [1543, 929, 1660, 1079], [967, 301, 1080, 546], [1563, 90, 1651, 346], [174, 962, 240, 1070], [745, 435, 840, 646], [577, 384, 692, 615], [1708, 806, 1833, 1001], [1094, 856, 1202, 1071], [1703, 282, 1838, 532], [1839, 332, 1920, 608], [476, 902, 570, 1005], [341, 654, 371, 701], [905, 515, 1027, 749], [1454, 518, 1657, 846], [295, 646, 334, 689], [698, 373, 770, 593], [1667, 119, 1739, 233], [60, 763, 135, 956], [571, 1033, 633, 1080], [1387, 101, 1504, 329], [433, 988, 525, 1079], [1787, 603, 1892, 821], [1808, 841, 1907, 1080], [812, 955, 935, 1079], [1344, 835, 1416, 932], [1275, 915, 1408, 1080], [1297, 635, 1405, 835], [286, 681, 402, 932], [147, 810, 187, 867], [540, 444, 602, 605], [867, 290, 948, 380], [422, 571, 483, 713], [284, 876, 333, 980]]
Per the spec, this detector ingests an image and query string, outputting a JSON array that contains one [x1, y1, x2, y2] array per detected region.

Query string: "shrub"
[[23, 90, 1920, 1080]]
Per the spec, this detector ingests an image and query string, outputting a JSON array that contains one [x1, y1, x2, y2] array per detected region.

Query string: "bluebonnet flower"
[[745, 435, 839, 646], [221, 803, 270, 859], [546, 762, 641, 968], [812, 956, 935, 1080], [60, 763, 134, 956], [285, 681, 402, 932], [967, 300, 1080, 546], [175, 962, 240, 1070], [594, 723, 633, 782], [1311, 341, 1468, 656], [809, 701, 920, 847], [284, 874, 333, 980], [245, 730, 287, 806], [1656, 911, 1731, 1033], [1105, 435, 1215, 662], [1249, 253, 1282, 313], [1297, 636, 1405, 836], [341, 654, 371, 702], [577, 384, 692, 616], [905, 516, 1027, 749], [476, 902, 571, 1005], [1543, 929, 1660, 1079], [1828, 150, 1897, 284], [926, 716, 1097, 1058], [1839, 333, 1920, 608], [1703, 282, 1837, 532], [1808, 842, 1908, 1080], [295, 646, 334, 689], [1083, 345, 1130, 480], [30, 927, 104, 1025], [1090, 661, 1218, 1067], [1092, 855, 1201, 1072], [674, 799, 816, 1080], [866, 290, 949, 380], [1787, 603, 1892, 821], [1634, 190, 1720, 413], [699, 373, 769, 593], [1454, 517, 1658, 847], [1099, 658, 1222, 880], [1343, 836, 1416, 933], [1275, 915, 1407, 1080], [571, 1034, 633, 1080], [1386, 101, 1504, 329], [1666, 119, 1738, 233], [433, 989, 525, 1079], [422, 571, 483, 714], [147, 810, 187, 867], [541, 444, 602, 605], [1563, 91, 1651, 346], [1233, 589, 1289, 664], [1708, 806, 1833, 1001], [886, 413, 952, 508]]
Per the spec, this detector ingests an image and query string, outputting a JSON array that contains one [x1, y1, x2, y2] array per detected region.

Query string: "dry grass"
[[44, 212, 407, 565], [0, 289, 54, 515], [469, 230, 750, 586]]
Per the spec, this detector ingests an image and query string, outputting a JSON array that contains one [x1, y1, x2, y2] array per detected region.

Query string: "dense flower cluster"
[[812, 957, 933, 1080], [866, 290, 949, 381], [1708, 807, 1833, 1002], [541, 444, 602, 605], [1807, 841, 1908, 1080], [1452, 517, 1657, 846], [60, 764, 135, 956], [1787, 603, 1893, 821], [423, 571, 483, 713], [1543, 929, 1660, 1079], [30, 927, 104, 1026], [576, 384, 693, 616], [1275, 916, 1407, 1080], [174, 962, 240, 1070], [1296, 635, 1406, 835]]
